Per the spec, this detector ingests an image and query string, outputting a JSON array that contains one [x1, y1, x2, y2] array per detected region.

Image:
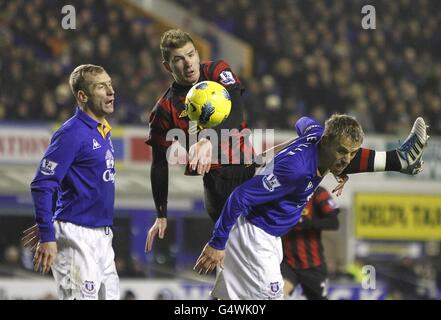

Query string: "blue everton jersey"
[[209, 117, 326, 250], [31, 108, 116, 242]]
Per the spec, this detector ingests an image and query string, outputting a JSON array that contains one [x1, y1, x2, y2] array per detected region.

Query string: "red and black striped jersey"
[[282, 186, 339, 270], [146, 60, 253, 173]]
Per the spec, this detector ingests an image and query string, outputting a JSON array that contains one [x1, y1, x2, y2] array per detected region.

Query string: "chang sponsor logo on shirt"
[[102, 149, 115, 183], [40, 159, 58, 176]]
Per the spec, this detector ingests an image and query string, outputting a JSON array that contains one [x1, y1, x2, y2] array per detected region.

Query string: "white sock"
[[374, 151, 387, 171]]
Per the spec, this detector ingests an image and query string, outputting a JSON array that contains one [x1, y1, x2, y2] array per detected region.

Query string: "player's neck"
[[317, 142, 331, 175], [87, 112, 105, 124], [80, 105, 106, 123]]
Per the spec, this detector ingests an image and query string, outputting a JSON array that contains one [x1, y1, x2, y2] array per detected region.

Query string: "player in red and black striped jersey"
[[281, 186, 339, 300], [145, 29, 255, 252], [144, 29, 428, 253]]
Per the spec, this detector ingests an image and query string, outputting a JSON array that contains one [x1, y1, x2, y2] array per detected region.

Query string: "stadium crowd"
[[173, 0, 441, 134], [1, 0, 168, 124], [1, 0, 440, 135]]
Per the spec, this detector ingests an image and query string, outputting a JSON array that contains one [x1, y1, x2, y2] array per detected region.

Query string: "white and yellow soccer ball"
[[184, 80, 232, 129]]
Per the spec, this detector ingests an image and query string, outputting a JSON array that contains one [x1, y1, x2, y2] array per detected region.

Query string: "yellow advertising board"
[[355, 193, 441, 240]]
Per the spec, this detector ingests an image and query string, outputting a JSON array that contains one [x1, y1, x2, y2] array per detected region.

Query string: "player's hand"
[[194, 243, 225, 275], [145, 218, 167, 252], [21, 224, 40, 252], [33, 241, 57, 274], [332, 174, 349, 197], [188, 138, 212, 175]]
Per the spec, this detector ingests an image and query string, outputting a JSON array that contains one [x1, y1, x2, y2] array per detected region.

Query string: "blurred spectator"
[[155, 288, 175, 300], [122, 289, 137, 300]]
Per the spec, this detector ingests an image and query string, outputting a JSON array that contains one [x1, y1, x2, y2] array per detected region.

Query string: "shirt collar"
[[98, 119, 111, 139], [76, 107, 99, 128], [76, 107, 112, 138]]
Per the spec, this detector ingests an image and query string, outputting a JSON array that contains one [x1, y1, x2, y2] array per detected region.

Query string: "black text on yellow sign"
[[355, 193, 441, 240]]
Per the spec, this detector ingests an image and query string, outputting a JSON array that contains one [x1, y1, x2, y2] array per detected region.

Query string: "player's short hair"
[[160, 29, 195, 62], [323, 114, 364, 144], [69, 64, 106, 95]]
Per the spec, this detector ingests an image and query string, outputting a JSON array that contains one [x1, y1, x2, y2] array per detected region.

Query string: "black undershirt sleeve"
[[151, 145, 169, 218]]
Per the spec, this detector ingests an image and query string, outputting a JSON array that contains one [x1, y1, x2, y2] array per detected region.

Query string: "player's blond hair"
[[160, 29, 195, 62], [69, 64, 106, 95], [323, 114, 364, 144]]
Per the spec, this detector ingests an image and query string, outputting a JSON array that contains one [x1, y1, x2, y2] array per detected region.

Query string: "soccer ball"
[[184, 81, 231, 129]]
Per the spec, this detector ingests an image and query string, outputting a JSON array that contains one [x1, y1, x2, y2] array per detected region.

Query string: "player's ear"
[[162, 60, 172, 73], [77, 90, 88, 103]]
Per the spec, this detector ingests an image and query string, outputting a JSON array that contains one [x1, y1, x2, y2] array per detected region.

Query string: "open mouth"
[[335, 162, 348, 171], [105, 99, 114, 107]]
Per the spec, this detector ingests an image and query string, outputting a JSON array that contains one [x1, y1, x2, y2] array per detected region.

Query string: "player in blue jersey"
[[23, 64, 119, 300], [194, 114, 428, 300]]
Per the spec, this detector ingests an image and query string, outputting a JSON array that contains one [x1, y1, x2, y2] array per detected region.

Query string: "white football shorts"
[[211, 215, 284, 300], [51, 220, 120, 300]]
